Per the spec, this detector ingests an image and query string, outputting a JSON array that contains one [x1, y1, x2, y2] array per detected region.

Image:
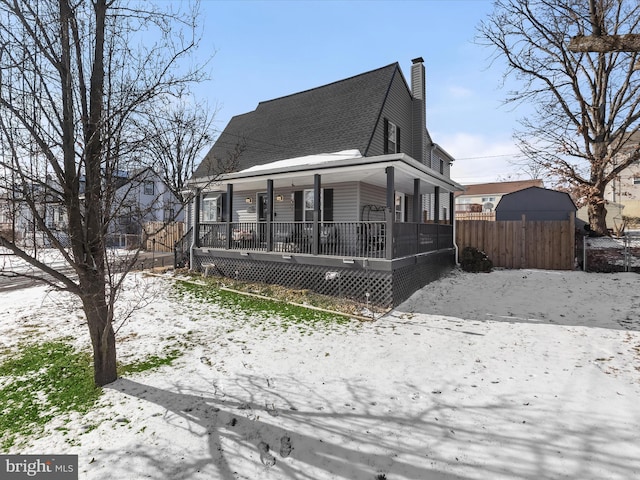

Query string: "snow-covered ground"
[[1, 268, 639, 480], [0, 247, 135, 275]]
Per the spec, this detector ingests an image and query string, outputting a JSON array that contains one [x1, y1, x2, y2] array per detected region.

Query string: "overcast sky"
[[191, 0, 533, 184]]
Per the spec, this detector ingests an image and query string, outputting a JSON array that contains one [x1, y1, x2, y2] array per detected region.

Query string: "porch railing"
[[393, 223, 453, 257], [197, 221, 453, 259]]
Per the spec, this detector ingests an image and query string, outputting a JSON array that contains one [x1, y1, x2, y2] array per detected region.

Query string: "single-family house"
[[109, 169, 184, 233], [0, 168, 182, 249], [604, 131, 640, 222], [184, 58, 463, 307], [455, 179, 544, 216]]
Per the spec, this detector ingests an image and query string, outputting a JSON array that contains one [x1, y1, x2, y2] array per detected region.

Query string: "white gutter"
[[453, 212, 459, 266]]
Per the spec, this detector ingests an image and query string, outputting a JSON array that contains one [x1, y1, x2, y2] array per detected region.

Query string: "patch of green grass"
[[118, 349, 182, 376], [0, 341, 101, 451], [174, 280, 351, 329]]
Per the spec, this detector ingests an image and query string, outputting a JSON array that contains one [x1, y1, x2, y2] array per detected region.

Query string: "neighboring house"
[[108, 168, 184, 238], [455, 179, 544, 214], [495, 187, 577, 221], [0, 181, 62, 247], [604, 132, 640, 221], [185, 58, 463, 307], [0, 169, 182, 248]]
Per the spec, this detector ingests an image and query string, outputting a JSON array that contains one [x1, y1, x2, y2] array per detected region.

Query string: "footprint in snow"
[[258, 441, 276, 467]]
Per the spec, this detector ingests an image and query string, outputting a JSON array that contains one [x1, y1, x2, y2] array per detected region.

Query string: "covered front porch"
[[186, 151, 462, 306], [196, 219, 453, 260]]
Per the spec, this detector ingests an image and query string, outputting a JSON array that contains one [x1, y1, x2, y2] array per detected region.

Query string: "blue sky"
[[191, 0, 530, 184]]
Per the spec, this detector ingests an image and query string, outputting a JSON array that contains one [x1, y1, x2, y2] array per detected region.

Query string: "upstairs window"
[[384, 118, 400, 154], [144, 180, 155, 196], [633, 177, 640, 185]]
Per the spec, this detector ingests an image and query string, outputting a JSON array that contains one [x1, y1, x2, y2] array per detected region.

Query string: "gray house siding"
[[215, 182, 424, 225], [431, 150, 451, 177], [202, 182, 366, 225], [359, 182, 387, 218], [423, 191, 453, 223], [367, 70, 414, 158]]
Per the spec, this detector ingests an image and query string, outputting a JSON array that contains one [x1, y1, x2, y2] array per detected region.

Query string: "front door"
[[257, 193, 268, 222], [257, 192, 268, 243]]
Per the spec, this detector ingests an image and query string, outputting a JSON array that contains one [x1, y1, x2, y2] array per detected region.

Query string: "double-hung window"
[[395, 192, 405, 222], [294, 189, 333, 222], [202, 194, 222, 222], [384, 118, 400, 154]]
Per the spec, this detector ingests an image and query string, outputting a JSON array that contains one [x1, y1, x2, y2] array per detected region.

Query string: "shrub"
[[460, 246, 493, 273]]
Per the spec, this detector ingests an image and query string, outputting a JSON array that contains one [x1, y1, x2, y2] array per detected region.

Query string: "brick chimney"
[[411, 57, 428, 165]]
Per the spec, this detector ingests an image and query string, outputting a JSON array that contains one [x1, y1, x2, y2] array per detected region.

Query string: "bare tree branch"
[[478, 0, 640, 235], [0, 0, 209, 386]]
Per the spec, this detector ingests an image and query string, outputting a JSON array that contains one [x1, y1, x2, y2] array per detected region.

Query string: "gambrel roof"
[[192, 63, 401, 179]]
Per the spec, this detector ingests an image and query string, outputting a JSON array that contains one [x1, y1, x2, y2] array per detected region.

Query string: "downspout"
[[450, 190, 459, 265], [190, 187, 201, 271]]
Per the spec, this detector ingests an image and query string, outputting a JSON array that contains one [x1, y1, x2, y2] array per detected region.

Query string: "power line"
[[454, 153, 526, 161]]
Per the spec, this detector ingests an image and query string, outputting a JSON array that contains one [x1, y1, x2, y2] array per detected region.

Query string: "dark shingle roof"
[[192, 63, 400, 179]]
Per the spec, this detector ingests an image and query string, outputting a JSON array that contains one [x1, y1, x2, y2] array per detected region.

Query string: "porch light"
[[245, 197, 253, 204], [342, 258, 355, 264], [275, 194, 284, 202]]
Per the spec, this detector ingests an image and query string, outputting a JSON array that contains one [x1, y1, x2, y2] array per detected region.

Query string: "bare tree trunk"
[[0, 0, 206, 388], [80, 273, 117, 385], [587, 189, 608, 235]]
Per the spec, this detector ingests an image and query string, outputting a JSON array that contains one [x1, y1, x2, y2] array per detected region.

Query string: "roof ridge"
[[463, 179, 543, 186], [256, 62, 400, 107]]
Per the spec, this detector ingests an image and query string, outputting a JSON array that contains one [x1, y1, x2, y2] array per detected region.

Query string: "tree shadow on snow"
[[98, 375, 640, 480]]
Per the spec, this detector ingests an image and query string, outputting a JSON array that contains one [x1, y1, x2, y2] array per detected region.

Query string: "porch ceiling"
[[196, 154, 462, 195]]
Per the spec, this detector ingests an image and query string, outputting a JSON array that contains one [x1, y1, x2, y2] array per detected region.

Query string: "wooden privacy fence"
[[143, 221, 185, 252], [456, 215, 575, 270]]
